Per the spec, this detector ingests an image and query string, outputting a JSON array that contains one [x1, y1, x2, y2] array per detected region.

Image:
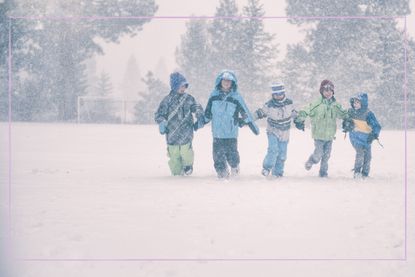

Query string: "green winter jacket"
[[296, 96, 348, 141]]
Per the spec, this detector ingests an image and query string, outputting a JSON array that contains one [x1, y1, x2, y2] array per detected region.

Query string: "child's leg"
[[319, 140, 332, 177], [213, 138, 228, 176], [273, 139, 288, 177], [167, 145, 183, 176], [362, 145, 372, 177], [263, 132, 279, 171], [225, 138, 240, 169], [179, 143, 194, 167], [305, 139, 325, 168], [353, 146, 365, 174]]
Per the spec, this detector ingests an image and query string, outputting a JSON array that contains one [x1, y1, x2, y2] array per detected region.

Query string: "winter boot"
[[217, 170, 230, 179], [305, 158, 313, 171], [261, 168, 270, 177], [184, 165, 193, 176], [231, 166, 240, 177]]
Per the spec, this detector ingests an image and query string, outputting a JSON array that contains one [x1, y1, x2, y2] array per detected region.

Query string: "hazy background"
[[1, 0, 414, 127], [95, 0, 415, 85]]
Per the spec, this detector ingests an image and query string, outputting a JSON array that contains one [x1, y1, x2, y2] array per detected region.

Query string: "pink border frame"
[[6, 15, 409, 262]]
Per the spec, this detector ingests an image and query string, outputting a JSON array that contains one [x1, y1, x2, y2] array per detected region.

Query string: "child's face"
[[221, 79, 232, 91], [178, 85, 187, 94], [272, 93, 285, 100], [322, 89, 334, 99], [353, 99, 361, 110]]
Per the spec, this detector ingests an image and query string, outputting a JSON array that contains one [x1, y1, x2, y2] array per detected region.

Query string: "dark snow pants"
[[353, 145, 372, 176], [212, 138, 240, 175], [307, 139, 333, 177]]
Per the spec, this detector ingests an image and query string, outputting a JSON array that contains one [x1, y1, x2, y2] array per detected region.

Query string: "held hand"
[[294, 119, 305, 131], [255, 109, 266, 119], [193, 120, 205, 131], [238, 118, 246, 127], [342, 118, 354, 133], [194, 115, 205, 131]]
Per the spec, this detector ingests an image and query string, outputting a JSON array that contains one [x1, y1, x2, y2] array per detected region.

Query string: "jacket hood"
[[350, 92, 368, 110], [215, 70, 238, 92], [170, 72, 189, 92]]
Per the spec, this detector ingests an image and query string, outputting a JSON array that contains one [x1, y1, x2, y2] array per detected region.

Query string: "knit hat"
[[319, 79, 334, 95], [170, 72, 189, 92], [271, 82, 285, 96]]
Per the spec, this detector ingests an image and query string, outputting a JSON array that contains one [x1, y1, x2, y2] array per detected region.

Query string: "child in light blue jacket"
[[204, 70, 259, 178]]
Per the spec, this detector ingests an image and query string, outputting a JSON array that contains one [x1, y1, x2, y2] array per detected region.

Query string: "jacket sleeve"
[[154, 97, 169, 124], [204, 96, 213, 123], [237, 95, 260, 134], [335, 103, 349, 120], [367, 111, 381, 137], [253, 103, 269, 120], [190, 96, 204, 119], [296, 102, 314, 122]]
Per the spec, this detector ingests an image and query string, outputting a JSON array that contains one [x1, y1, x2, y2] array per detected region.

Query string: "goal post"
[[77, 96, 140, 124]]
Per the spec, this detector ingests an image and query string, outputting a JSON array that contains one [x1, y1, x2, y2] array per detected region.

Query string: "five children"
[[155, 73, 382, 179]]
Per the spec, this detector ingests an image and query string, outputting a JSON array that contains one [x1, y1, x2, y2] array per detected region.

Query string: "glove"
[[342, 118, 354, 133], [159, 121, 168, 134], [254, 109, 267, 119], [238, 118, 247, 127], [367, 133, 378, 144], [193, 119, 205, 131], [294, 119, 305, 131]]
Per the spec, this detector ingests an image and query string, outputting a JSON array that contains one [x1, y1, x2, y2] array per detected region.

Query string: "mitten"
[[367, 133, 378, 144], [159, 121, 168, 134], [342, 118, 354, 133], [294, 119, 305, 131]]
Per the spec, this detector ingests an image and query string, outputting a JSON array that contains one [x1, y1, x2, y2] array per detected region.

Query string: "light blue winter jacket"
[[204, 70, 259, 138]]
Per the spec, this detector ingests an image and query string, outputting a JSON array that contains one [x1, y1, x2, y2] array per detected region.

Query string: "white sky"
[[95, 0, 415, 87]]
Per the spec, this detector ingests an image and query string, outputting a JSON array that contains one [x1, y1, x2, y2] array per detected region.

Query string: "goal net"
[[77, 96, 140, 124]]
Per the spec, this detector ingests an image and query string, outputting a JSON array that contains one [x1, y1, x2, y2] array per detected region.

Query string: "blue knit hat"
[[271, 82, 285, 96], [170, 72, 189, 92]]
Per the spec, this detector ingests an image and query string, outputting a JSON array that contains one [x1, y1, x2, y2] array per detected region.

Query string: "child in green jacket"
[[294, 80, 348, 177]]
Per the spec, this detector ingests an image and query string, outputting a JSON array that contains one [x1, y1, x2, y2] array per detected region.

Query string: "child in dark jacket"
[[342, 92, 381, 178], [204, 70, 259, 179], [154, 72, 204, 176], [253, 83, 297, 178]]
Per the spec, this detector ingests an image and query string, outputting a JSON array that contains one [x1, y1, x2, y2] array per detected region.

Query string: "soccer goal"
[[77, 96, 139, 124]]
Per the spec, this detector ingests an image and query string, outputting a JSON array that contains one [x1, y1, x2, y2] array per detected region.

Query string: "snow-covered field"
[[1, 122, 414, 276]]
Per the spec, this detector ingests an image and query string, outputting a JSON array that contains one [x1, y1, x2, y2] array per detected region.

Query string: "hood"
[[215, 70, 238, 92], [170, 72, 189, 92], [350, 92, 368, 110]]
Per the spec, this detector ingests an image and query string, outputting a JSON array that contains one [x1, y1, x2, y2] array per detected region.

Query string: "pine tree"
[[176, 19, 213, 105], [176, 0, 279, 108], [208, 0, 243, 73], [121, 55, 142, 101], [134, 71, 169, 124], [87, 71, 119, 123], [2, 0, 158, 121], [238, 0, 278, 107], [282, 0, 415, 128]]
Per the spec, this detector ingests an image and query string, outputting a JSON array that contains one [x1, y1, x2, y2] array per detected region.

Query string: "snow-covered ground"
[[1, 122, 414, 276]]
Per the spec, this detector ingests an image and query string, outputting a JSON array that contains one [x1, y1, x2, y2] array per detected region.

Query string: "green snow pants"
[[167, 143, 194, 175]]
